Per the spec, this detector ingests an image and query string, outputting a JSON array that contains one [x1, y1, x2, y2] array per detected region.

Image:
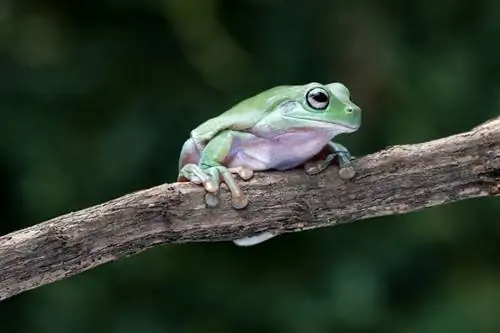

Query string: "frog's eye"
[[306, 87, 329, 110]]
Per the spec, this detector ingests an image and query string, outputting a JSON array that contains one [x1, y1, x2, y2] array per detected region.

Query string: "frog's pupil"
[[313, 92, 328, 103]]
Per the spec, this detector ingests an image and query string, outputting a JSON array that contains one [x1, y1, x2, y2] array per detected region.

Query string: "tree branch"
[[1, 118, 499, 301]]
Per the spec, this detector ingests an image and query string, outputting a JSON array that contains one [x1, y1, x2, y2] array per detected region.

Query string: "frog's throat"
[[283, 114, 359, 132]]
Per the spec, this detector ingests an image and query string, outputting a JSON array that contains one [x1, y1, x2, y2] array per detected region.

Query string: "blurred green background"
[[1, 0, 500, 332]]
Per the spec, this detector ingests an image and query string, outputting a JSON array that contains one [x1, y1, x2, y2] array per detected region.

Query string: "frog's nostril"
[[346, 107, 354, 113]]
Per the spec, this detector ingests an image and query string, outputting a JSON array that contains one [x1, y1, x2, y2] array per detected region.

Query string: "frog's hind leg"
[[178, 138, 202, 181], [179, 132, 255, 209], [178, 139, 222, 207]]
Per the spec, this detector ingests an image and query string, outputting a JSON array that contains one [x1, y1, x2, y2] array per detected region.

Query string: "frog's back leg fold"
[[177, 138, 201, 181]]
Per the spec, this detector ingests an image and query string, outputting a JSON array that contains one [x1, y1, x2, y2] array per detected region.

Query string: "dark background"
[[1, 0, 499, 332]]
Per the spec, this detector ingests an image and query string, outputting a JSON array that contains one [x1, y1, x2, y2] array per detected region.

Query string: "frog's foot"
[[205, 166, 253, 209], [179, 163, 219, 192], [304, 142, 356, 180], [179, 163, 252, 209], [233, 231, 277, 246]]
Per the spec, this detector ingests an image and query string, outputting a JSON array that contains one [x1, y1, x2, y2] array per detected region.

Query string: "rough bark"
[[0, 117, 499, 301]]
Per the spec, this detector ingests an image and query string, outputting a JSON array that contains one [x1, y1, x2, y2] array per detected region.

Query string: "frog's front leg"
[[304, 142, 356, 179], [178, 131, 254, 209]]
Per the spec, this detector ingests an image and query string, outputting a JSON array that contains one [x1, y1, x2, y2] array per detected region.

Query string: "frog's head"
[[270, 82, 361, 134]]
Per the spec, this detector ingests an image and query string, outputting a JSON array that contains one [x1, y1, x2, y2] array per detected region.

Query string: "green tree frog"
[[178, 82, 361, 246]]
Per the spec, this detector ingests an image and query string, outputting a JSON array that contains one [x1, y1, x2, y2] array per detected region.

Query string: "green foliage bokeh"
[[1, 0, 499, 332]]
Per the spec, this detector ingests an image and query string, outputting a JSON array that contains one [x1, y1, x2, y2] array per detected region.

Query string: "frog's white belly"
[[227, 131, 334, 171]]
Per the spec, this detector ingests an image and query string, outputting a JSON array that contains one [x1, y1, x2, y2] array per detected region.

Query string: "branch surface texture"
[[1, 117, 499, 301]]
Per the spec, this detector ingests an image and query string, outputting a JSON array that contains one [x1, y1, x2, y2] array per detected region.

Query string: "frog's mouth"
[[283, 114, 360, 132]]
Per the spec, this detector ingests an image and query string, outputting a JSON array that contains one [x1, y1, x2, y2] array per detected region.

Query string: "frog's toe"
[[204, 192, 220, 207], [304, 162, 319, 175], [229, 167, 254, 180], [203, 167, 221, 192], [218, 167, 248, 209], [231, 193, 248, 210], [304, 161, 328, 175], [339, 165, 355, 180], [203, 179, 219, 192]]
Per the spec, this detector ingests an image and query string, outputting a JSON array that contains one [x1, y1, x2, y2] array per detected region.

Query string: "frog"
[[177, 82, 361, 246]]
